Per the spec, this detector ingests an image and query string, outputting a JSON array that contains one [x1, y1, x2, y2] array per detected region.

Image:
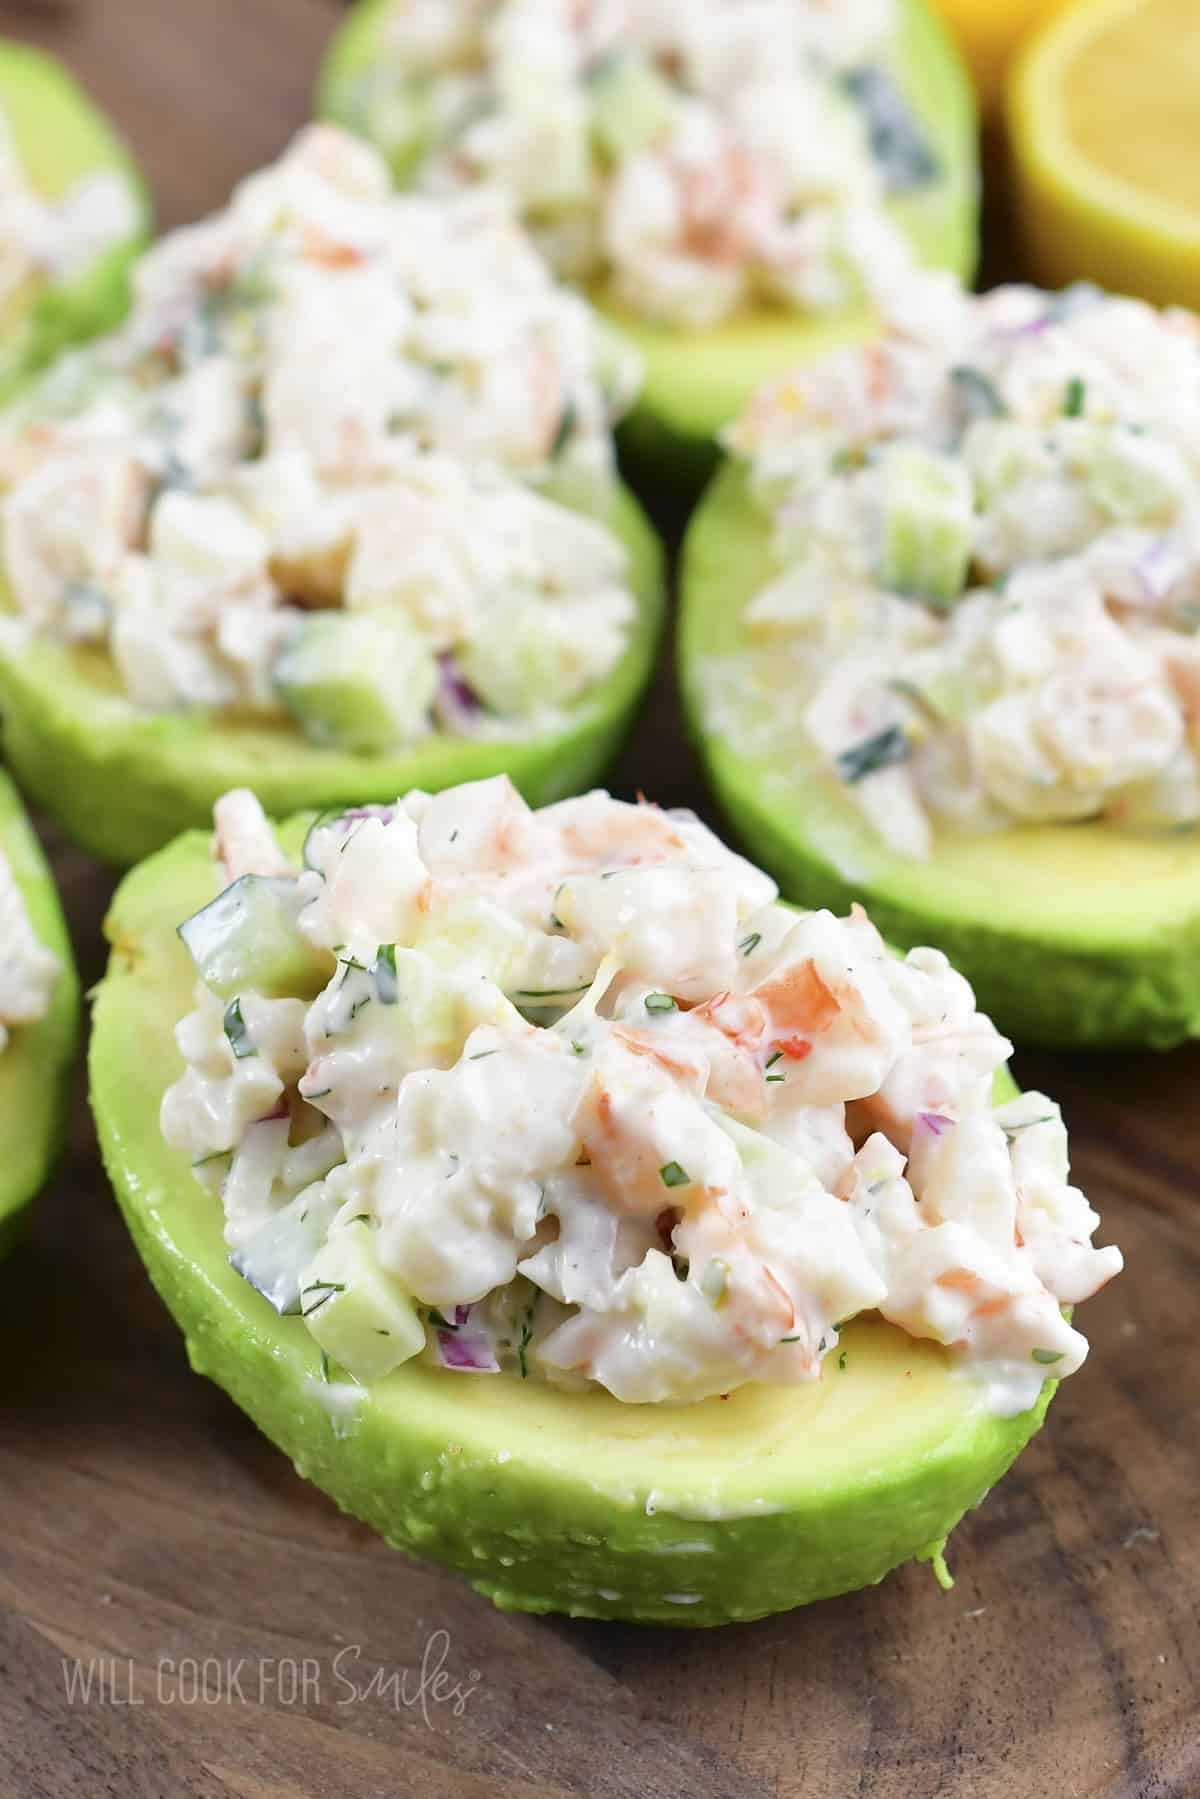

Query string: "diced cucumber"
[[356, 72, 433, 183], [878, 446, 974, 608], [1086, 429, 1186, 523], [299, 1225, 426, 1383], [230, 1182, 343, 1315], [588, 52, 674, 160], [274, 611, 438, 753], [457, 587, 582, 718], [842, 65, 938, 193], [178, 875, 332, 1001]]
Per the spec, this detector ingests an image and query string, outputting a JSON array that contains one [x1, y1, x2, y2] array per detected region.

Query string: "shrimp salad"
[[0, 103, 139, 313], [0, 850, 59, 1056], [338, 0, 937, 330], [715, 281, 1200, 859], [160, 778, 1120, 1414], [0, 126, 640, 743]]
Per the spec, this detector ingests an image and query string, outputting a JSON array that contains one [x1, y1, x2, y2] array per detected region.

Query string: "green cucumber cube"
[[178, 875, 332, 1001], [230, 1182, 343, 1315], [589, 52, 674, 160], [878, 445, 974, 607], [299, 1224, 426, 1383], [274, 611, 438, 753]]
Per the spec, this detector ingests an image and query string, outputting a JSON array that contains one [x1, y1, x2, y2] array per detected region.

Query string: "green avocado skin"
[[0, 483, 665, 867], [0, 41, 149, 402], [319, 0, 978, 493], [680, 463, 1200, 1050], [0, 770, 79, 1254], [90, 820, 1052, 1626]]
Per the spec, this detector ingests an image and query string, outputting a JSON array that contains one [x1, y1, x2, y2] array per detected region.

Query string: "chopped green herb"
[[517, 1292, 540, 1379], [839, 1351, 848, 1372], [739, 932, 762, 957], [468, 1049, 497, 1060], [780, 1334, 802, 1343], [765, 1051, 783, 1070], [1062, 376, 1086, 418], [301, 1281, 346, 1318], [766, 1073, 785, 1084], [570, 1040, 587, 1057], [950, 364, 1007, 420], [373, 942, 399, 1004], [644, 992, 677, 1014], [222, 998, 256, 1060], [550, 399, 578, 460], [514, 985, 591, 1000], [835, 724, 911, 785], [1032, 1347, 1064, 1365], [659, 1161, 690, 1189]]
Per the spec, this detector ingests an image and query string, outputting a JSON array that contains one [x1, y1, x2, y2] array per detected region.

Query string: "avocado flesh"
[[679, 462, 1200, 1049], [0, 483, 665, 867], [90, 815, 1051, 1626], [0, 769, 79, 1256], [0, 41, 148, 401], [318, 0, 978, 491]]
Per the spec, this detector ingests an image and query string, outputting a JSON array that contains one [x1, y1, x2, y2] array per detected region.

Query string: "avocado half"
[[679, 462, 1200, 1049], [0, 484, 664, 867], [0, 769, 79, 1257], [0, 41, 148, 402], [318, 0, 979, 490], [90, 810, 1054, 1626]]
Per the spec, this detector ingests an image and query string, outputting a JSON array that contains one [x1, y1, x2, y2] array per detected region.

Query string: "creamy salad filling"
[[0, 849, 59, 1054], [714, 281, 1200, 858], [0, 105, 140, 312], [339, 0, 936, 329], [160, 779, 1120, 1414], [0, 125, 639, 743]]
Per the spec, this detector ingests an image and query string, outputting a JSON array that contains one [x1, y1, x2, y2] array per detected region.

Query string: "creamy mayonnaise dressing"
[[341, 0, 931, 329], [715, 279, 1200, 858], [0, 849, 59, 1054], [0, 126, 638, 737], [161, 779, 1121, 1413], [0, 104, 139, 311]]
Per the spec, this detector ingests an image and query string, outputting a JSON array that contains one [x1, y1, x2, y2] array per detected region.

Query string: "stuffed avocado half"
[[90, 778, 1120, 1623], [0, 40, 147, 401], [0, 769, 78, 1255], [0, 126, 665, 866], [319, 0, 979, 487], [681, 281, 1200, 1048]]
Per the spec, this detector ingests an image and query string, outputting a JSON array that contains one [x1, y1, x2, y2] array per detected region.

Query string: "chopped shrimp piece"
[[212, 789, 291, 881]]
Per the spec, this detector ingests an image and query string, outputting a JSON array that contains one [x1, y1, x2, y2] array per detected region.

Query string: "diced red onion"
[[914, 1111, 954, 1140], [434, 1326, 500, 1374], [1134, 538, 1185, 604], [437, 652, 482, 726]]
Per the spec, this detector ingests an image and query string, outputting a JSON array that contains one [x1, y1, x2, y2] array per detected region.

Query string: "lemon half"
[[1009, 0, 1200, 307]]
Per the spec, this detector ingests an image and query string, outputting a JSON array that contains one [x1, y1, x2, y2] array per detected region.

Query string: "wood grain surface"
[[0, 4, 1197, 1796]]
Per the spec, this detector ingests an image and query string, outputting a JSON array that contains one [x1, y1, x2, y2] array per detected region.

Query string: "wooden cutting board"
[[0, 4, 1197, 1794]]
